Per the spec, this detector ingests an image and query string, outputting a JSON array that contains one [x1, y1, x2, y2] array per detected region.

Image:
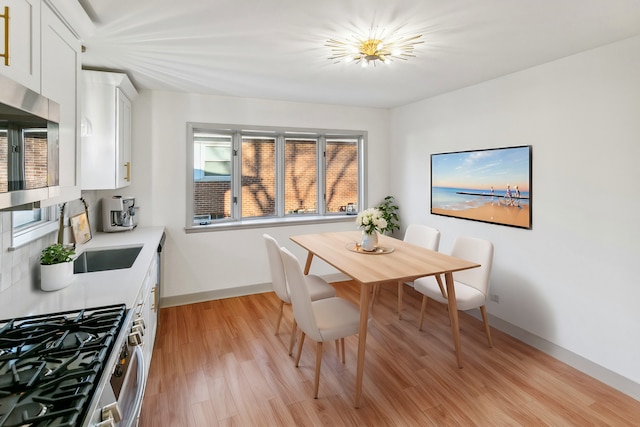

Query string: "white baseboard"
[[160, 282, 273, 308], [481, 312, 640, 402], [159, 273, 349, 308]]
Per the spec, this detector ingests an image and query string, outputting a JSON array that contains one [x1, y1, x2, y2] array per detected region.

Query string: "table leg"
[[445, 271, 463, 368], [355, 281, 371, 408], [397, 280, 403, 320], [303, 252, 314, 275]]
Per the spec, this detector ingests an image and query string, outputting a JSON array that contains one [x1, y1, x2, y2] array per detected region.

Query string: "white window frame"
[[11, 205, 60, 249], [186, 123, 366, 232]]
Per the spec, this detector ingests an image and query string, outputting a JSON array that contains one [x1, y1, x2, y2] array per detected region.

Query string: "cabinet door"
[[0, 0, 40, 91], [116, 89, 132, 188], [40, 4, 81, 204], [147, 255, 158, 349], [142, 256, 158, 377], [81, 71, 136, 190]]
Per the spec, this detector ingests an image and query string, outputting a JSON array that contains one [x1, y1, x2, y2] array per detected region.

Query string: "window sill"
[[184, 214, 357, 233], [10, 221, 58, 250]]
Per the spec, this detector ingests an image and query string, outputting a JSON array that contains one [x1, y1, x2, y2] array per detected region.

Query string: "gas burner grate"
[[0, 304, 127, 427], [2, 401, 47, 427]]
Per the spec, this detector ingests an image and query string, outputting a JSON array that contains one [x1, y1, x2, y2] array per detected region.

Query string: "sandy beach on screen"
[[433, 202, 530, 228]]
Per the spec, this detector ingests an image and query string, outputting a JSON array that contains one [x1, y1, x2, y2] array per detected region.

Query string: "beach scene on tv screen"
[[431, 146, 531, 228]]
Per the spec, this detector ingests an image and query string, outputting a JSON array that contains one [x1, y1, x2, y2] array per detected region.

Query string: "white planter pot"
[[40, 262, 74, 292]]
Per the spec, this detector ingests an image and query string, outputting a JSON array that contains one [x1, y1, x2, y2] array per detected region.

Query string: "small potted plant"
[[40, 243, 76, 291], [376, 196, 400, 236]]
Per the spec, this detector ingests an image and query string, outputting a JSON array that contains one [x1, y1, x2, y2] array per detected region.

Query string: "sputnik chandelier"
[[326, 26, 423, 67]]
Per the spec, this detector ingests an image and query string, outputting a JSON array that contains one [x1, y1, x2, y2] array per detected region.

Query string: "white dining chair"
[[263, 234, 336, 355], [396, 224, 441, 320], [413, 236, 494, 347], [280, 246, 364, 399]]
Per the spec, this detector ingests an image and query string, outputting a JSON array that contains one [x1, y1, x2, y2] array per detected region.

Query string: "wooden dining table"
[[290, 230, 480, 408]]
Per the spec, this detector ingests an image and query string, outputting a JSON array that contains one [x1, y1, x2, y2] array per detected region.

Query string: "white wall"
[[390, 36, 640, 388], [127, 93, 391, 301]]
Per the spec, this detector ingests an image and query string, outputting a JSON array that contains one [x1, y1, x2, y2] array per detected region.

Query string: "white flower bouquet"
[[355, 208, 388, 235]]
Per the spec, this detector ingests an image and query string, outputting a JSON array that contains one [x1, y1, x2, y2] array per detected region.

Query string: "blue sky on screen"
[[432, 146, 530, 191]]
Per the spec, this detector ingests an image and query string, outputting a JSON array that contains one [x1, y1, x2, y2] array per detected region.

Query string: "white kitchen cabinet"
[[39, 3, 81, 205], [138, 253, 158, 378], [0, 0, 40, 91], [0, 1, 80, 210], [81, 70, 138, 190]]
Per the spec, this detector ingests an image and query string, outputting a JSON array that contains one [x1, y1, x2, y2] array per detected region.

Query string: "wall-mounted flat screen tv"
[[431, 145, 532, 229]]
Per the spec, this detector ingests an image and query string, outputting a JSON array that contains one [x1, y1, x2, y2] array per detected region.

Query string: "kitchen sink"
[[74, 245, 143, 274]]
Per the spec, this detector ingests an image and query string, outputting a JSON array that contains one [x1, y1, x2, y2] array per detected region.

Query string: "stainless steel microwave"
[[0, 74, 60, 210]]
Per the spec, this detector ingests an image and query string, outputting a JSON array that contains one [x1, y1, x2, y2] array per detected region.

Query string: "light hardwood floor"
[[139, 281, 640, 426]]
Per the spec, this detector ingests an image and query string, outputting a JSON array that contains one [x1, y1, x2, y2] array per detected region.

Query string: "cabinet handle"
[[152, 285, 158, 312], [1, 6, 9, 66], [124, 161, 131, 181]]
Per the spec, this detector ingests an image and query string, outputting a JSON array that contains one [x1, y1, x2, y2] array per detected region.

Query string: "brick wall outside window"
[[326, 142, 357, 212], [0, 136, 7, 193], [285, 140, 316, 213], [24, 136, 48, 189], [193, 141, 358, 219], [0, 135, 48, 192], [242, 139, 276, 217]]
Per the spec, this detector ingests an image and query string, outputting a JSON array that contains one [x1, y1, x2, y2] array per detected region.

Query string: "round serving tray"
[[346, 243, 394, 255]]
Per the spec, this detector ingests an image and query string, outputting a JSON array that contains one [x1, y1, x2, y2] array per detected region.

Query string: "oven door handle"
[[123, 345, 145, 427]]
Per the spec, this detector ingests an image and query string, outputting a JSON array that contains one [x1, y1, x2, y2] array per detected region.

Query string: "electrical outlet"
[[490, 294, 499, 303]]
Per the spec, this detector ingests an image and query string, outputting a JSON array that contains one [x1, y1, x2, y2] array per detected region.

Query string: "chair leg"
[[288, 318, 298, 356], [418, 295, 428, 331], [314, 341, 323, 398], [295, 332, 306, 367], [397, 280, 403, 320], [480, 305, 493, 348], [335, 340, 339, 358], [275, 300, 285, 335], [340, 338, 345, 363]]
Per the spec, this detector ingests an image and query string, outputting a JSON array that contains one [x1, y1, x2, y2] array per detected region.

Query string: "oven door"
[[117, 345, 146, 427], [92, 344, 145, 427]]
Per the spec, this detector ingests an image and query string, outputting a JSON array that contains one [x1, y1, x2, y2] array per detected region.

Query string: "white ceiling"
[[77, 0, 640, 109]]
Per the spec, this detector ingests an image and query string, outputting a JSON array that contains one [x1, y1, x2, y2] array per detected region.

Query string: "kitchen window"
[[187, 123, 365, 230], [11, 206, 59, 248]]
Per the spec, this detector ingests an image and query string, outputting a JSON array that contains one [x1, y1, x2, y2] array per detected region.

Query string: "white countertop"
[[0, 226, 165, 319]]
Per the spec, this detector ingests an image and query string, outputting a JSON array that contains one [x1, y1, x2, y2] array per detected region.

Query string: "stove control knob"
[[132, 324, 145, 336], [98, 401, 122, 426], [134, 317, 146, 329], [128, 330, 143, 346]]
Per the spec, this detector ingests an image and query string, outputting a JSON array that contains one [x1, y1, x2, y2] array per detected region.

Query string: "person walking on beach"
[[490, 186, 495, 205], [504, 185, 512, 206], [514, 185, 521, 207]]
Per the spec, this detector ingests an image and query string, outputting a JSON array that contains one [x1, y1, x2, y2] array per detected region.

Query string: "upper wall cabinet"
[[81, 70, 138, 190], [0, 0, 41, 92], [39, 3, 81, 206], [0, 1, 80, 210]]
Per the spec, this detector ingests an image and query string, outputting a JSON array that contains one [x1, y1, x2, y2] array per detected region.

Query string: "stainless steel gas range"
[[0, 304, 146, 427]]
